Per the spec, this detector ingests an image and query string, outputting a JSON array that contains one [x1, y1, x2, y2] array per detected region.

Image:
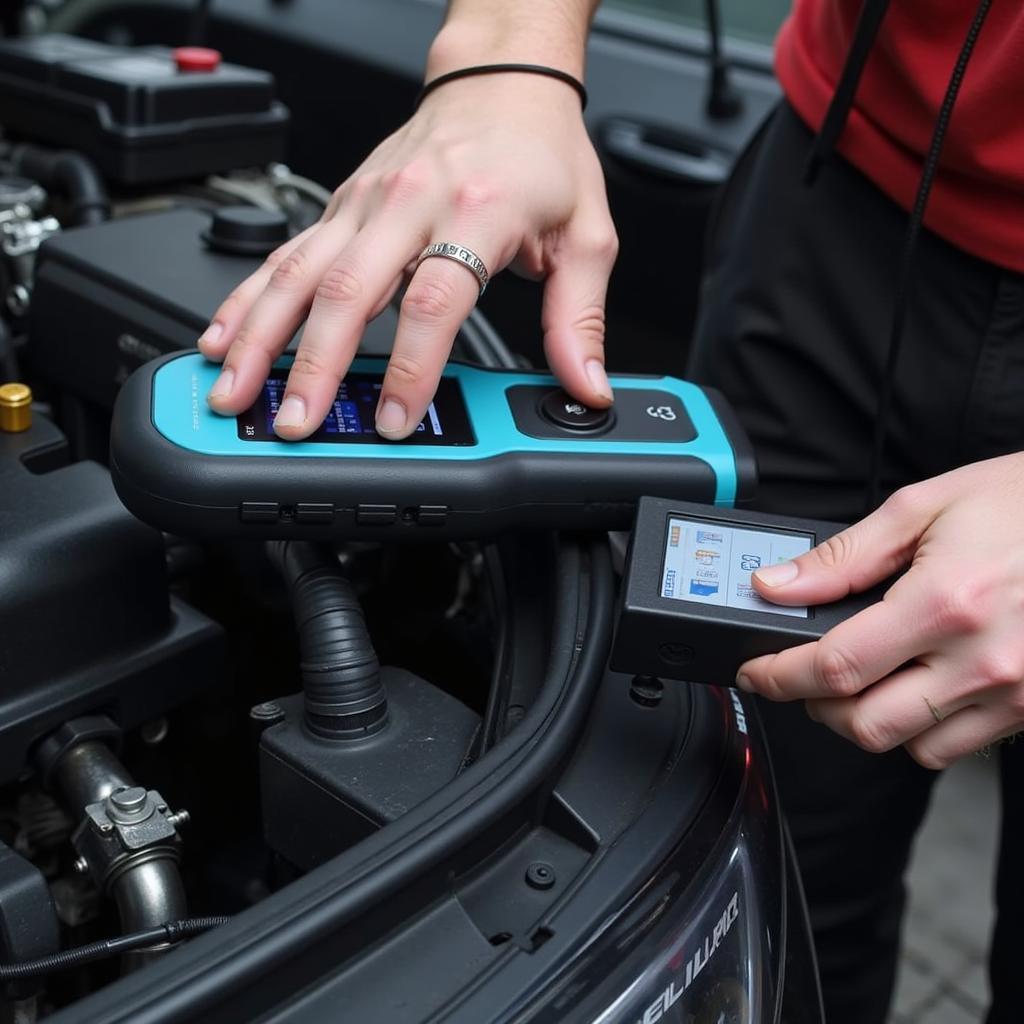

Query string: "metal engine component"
[[0, 177, 46, 216], [43, 728, 190, 971], [74, 785, 189, 891], [0, 175, 59, 318]]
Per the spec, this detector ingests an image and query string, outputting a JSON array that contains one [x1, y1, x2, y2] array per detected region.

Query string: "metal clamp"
[[72, 787, 188, 891]]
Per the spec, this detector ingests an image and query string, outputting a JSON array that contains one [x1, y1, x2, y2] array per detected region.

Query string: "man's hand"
[[198, 2, 614, 440], [735, 453, 1024, 769]]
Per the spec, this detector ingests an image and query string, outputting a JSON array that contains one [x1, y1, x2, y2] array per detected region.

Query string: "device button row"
[[240, 501, 279, 523], [356, 504, 397, 526], [294, 503, 334, 524], [239, 504, 445, 527]]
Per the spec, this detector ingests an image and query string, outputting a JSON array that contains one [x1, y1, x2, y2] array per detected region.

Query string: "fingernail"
[[274, 395, 306, 430], [198, 321, 223, 352], [735, 674, 754, 693], [376, 398, 407, 437], [754, 561, 799, 587], [208, 367, 235, 401], [585, 359, 613, 402]]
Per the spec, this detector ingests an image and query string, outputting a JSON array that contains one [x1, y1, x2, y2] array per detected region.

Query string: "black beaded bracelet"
[[415, 63, 588, 112]]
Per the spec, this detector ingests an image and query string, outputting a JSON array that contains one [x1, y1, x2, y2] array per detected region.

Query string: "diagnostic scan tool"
[[612, 497, 886, 685], [110, 353, 756, 540]]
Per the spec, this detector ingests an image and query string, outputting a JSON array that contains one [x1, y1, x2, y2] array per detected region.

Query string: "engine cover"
[[0, 412, 222, 782], [29, 207, 398, 414]]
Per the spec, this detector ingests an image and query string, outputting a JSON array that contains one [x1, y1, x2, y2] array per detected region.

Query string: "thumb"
[[540, 225, 618, 408], [751, 489, 933, 606]]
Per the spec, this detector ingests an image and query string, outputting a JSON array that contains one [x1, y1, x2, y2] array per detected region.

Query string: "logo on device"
[[564, 401, 587, 416], [646, 405, 677, 422]]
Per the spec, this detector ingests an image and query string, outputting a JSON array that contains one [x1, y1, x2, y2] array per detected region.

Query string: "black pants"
[[687, 103, 1024, 1024]]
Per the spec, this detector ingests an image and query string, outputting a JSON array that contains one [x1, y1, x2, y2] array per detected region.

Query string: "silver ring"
[[417, 242, 490, 295]]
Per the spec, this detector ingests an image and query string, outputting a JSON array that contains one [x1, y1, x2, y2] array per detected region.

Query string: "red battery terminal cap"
[[173, 47, 222, 73]]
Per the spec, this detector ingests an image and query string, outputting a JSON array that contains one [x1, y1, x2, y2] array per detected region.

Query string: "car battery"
[[0, 33, 289, 185]]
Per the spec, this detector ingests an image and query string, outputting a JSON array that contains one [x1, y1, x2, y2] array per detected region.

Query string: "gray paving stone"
[[914, 992, 982, 1024], [949, 959, 989, 1012], [890, 756, 999, 1023], [905, 757, 998, 955], [892, 952, 940, 1018]]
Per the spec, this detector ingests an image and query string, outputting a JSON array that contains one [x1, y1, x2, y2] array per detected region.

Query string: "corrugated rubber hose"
[[268, 541, 387, 739]]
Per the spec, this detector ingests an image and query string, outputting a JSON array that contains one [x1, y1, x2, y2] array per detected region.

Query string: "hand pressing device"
[[110, 353, 756, 540], [612, 497, 885, 686]]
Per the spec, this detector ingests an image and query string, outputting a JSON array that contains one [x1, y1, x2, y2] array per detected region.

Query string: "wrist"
[[427, 6, 591, 81]]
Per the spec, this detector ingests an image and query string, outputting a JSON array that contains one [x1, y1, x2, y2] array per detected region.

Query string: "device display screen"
[[661, 516, 813, 619], [236, 372, 476, 446]]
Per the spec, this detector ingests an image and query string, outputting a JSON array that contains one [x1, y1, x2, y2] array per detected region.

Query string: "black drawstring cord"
[[866, 0, 994, 511], [801, 0, 995, 512], [803, 0, 893, 185]]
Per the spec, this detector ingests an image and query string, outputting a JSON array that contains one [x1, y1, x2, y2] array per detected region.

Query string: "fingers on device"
[[611, 498, 885, 685], [109, 353, 756, 540]]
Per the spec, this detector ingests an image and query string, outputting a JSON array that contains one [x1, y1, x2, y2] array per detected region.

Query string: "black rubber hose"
[[268, 542, 387, 739], [9, 145, 110, 227], [0, 918, 229, 981], [466, 544, 513, 763]]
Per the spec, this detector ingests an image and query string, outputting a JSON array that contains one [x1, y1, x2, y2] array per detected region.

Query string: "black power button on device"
[[539, 390, 611, 432]]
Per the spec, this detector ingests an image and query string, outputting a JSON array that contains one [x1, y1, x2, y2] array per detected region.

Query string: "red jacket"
[[776, 0, 1024, 273]]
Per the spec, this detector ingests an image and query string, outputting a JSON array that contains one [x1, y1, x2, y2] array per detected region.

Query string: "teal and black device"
[[110, 352, 756, 540]]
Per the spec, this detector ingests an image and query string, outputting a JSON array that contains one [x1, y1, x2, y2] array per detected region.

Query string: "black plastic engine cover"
[[0, 412, 223, 782], [29, 207, 399, 415], [0, 841, 59, 973]]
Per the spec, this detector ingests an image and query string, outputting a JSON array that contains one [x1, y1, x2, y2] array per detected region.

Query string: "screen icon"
[[689, 579, 719, 597]]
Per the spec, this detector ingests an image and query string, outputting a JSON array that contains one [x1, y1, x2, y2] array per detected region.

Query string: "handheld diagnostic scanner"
[[110, 353, 757, 540], [611, 498, 888, 686]]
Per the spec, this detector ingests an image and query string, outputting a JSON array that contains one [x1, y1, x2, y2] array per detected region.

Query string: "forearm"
[[203, 0, 616, 442], [428, 0, 600, 79]]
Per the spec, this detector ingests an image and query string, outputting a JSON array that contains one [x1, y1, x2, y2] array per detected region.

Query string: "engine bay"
[[0, 12, 790, 1024], [0, 27, 526, 1017]]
